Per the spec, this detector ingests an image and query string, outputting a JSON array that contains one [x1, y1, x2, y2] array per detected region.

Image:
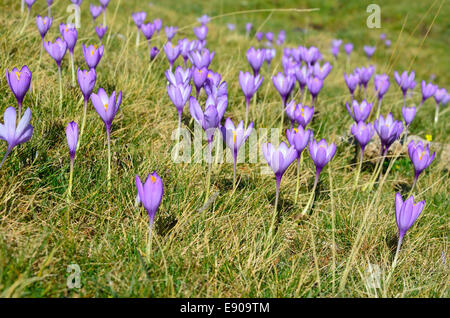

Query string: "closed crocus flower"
[[402, 106, 416, 126], [132, 11, 146, 28], [77, 68, 97, 102], [344, 72, 359, 97], [193, 25, 208, 41], [165, 66, 191, 86], [163, 42, 180, 70], [313, 62, 332, 80], [153, 18, 162, 32], [344, 43, 353, 56], [374, 113, 403, 154], [295, 65, 310, 93], [351, 121, 374, 151], [394, 70, 416, 102], [374, 74, 390, 100], [141, 22, 155, 41], [25, 0, 36, 9], [355, 66, 375, 89], [302, 46, 322, 66], [189, 48, 214, 69], [90, 88, 122, 131], [346, 99, 373, 123], [197, 14, 210, 25], [306, 76, 323, 104], [44, 37, 67, 66], [36, 15, 52, 40], [66, 121, 78, 161], [420, 80, 438, 106], [167, 83, 192, 125], [434, 87, 448, 105], [255, 31, 263, 41], [189, 96, 225, 143], [272, 72, 296, 106], [71, 0, 82, 6], [363, 45, 376, 58], [239, 71, 263, 113], [263, 142, 297, 180], [59, 23, 78, 54], [90, 4, 103, 21], [245, 23, 252, 34], [265, 48, 276, 66], [150, 46, 159, 61], [395, 193, 425, 242], [408, 140, 435, 185], [308, 138, 336, 173], [136, 172, 164, 229], [165, 26, 178, 41], [265, 32, 274, 42], [82, 44, 104, 69], [204, 71, 227, 99], [285, 101, 314, 128], [331, 45, 339, 59], [192, 67, 208, 97], [6, 65, 32, 116], [99, 0, 109, 8], [246, 47, 265, 76], [286, 125, 312, 158], [0, 107, 33, 168], [95, 25, 107, 41]]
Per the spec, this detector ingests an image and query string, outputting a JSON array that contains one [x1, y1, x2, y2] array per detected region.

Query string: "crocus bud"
[[66, 121, 79, 160]]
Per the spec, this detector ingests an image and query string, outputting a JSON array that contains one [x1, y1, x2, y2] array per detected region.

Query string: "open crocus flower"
[[408, 140, 435, 189], [306, 76, 323, 105], [193, 25, 208, 41], [344, 72, 359, 98], [82, 44, 104, 69], [167, 83, 192, 130], [91, 88, 122, 189], [363, 45, 376, 58], [136, 172, 164, 238], [36, 15, 52, 40], [44, 37, 67, 67], [239, 71, 263, 124], [165, 26, 178, 41], [165, 66, 191, 87], [346, 99, 373, 123], [163, 42, 180, 70], [312, 62, 332, 80], [285, 101, 314, 128], [0, 107, 33, 168], [394, 70, 416, 105], [95, 25, 107, 41], [189, 48, 214, 69], [272, 72, 296, 106], [220, 118, 253, 188], [374, 113, 403, 155], [246, 47, 265, 76], [6, 65, 32, 117], [90, 4, 103, 21], [394, 193, 425, 259], [419, 80, 438, 108], [351, 121, 374, 187]]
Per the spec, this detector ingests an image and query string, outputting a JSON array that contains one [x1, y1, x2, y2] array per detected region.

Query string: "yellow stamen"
[[15, 71, 21, 80], [418, 151, 425, 160], [233, 131, 237, 144], [150, 175, 156, 183], [293, 128, 298, 133], [104, 103, 108, 111]]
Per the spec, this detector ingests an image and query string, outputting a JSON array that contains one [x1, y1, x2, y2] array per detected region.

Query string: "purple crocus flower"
[[246, 47, 265, 76], [346, 99, 373, 123], [308, 138, 336, 175], [265, 32, 274, 42], [193, 25, 208, 41], [90, 4, 103, 21], [363, 45, 376, 58], [136, 172, 164, 231], [59, 23, 78, 55], [306, 76, 323, 105], [276, 30, 286, 46], [0, 107, 33, 168], [167, 83, 192, 129], [189, 95, 227, 144], [385, 39, 392, 47], [197, 15, 210, 25], [302, 46, 322, 66], [220, 118, 253, 186], [374, 74, 390, 100], [204, 71, 227, 99], [95, 25, 107, 41], [344, 43, 353, 56], [255, 31, 263, 41], [132, 12, 146, 28], [285, 101, 314, 128], [332, 39, 342, 48], [419, 80, 438, 107], [262, 141, 297, 217], [6, 65, 32, 117], [71, 0, 82, 6], [192, 67, 208, 97], [374, 113, 404, 154], [66, 121, 78, 161], [402, 106, 416, 127], [82, 44, 104, 69], [351, 121, 374, 152], [408, 140, 435, 187], [189, 48, 214, 69], [355, 66, 375, 92], [313, 62, 332, 80], [44, 37, 67, 67], [433, 88, 448, 124], [77, 68, 96, 102], [153, 18, 162, 33], [265, 48, 276, 67], [163, 42, 181, 70], [245, 23, 252, 35], [141, 22, 156, 42], [395, 193, 425, 245], [295, 65, 310, 96], [150, 46, 159, 61], [227, 24, 236, 31], [36, 15, 52, 40], [99, 0, 110, 8], [394, 70, 416, 105], [286, 125, 312, 158], [272, 72, 296, 106], [344, 72, 359, 98], [25, 0, 36, 9], [239, 71, 263, 121], [90, 88, 122, 133], [165, 66, 191, 87], [165, 26, 178, 41], [331, 46, 339, 59]]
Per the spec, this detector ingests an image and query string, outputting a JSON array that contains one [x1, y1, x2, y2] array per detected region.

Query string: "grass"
[[0, 0, 449, 297]]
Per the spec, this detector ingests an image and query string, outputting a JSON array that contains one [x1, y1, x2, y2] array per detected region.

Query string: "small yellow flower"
[[425, 134, 432, 142]]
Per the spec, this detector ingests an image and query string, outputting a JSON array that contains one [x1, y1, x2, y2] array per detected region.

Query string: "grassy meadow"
[[0, 0, 449, 297]]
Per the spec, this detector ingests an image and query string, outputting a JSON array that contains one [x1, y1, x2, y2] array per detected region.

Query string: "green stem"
[[67, 159, 74, 202], [294, 155, 302, 204], [20, 8, 29, 34], [233, 157, 236, 191], [0, 148, 12, 169], [354, 149, 364, 188], [302, 169, 319, 216], [384, 237, 403, 295], [204, 141, 212, 204], [107, 128, 112, 191], [375, 98, 382, 119], [268, 176, 281, 239], [146, 219, 154, 258], [434, 103, 439, 125], [77, 99, 88, 151], [58, 66, 62, 112], [70, 53, 75, 87]]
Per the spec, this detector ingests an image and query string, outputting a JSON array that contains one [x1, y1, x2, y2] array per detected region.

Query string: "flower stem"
[[294, 155, 302, 204], [375, 98, 382, 118], [20, 8, 29, 34], [384, 236, 403, 295], [0, 148, 12, 169], [77, 99, 88, 150], [245, 98, 249, 128], [268, 176, 281, 239], [409, 175, 418, 197], [146, 219, 154, 258], [136, 29, 140, 48], [354, 149, 364, 189], [204, 141, 212, 204], [58, 65, 63, 112], [67, 159, 74, 202], [106, 128, 112, 191], [70, 52, 75, 87], [434, 103, 439, 125], [302, 169, 320, 216]]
